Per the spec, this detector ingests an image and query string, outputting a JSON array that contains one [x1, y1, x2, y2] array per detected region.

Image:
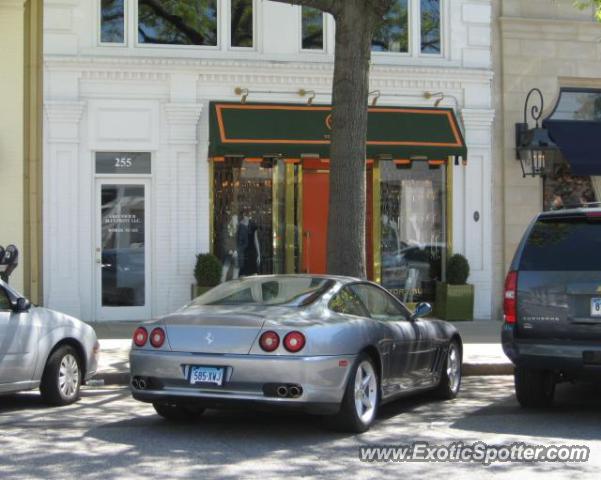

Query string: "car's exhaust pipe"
[[138, 378, 147, 390], [131, 378, 139, 389], [276, 385, 289, 398], [289, 386, 302, 398]]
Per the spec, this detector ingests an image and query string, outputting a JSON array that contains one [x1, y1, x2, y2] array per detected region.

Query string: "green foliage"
[[573, 1, 601, 21], [446, 254, 470, 286], [194, 253, 222, 287]]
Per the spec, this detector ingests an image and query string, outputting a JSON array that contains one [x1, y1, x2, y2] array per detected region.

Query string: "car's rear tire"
[[326, 353, 379, 433], [40, 345, 82, 406], [153, 402, 206, 422], [433, 340, 462, 400], [514, 367, 555, 408]]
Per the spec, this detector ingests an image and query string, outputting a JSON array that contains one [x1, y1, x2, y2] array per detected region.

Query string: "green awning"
[[209, 102, 467, 162]]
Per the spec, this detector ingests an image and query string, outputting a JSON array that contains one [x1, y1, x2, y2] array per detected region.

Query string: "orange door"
[[302, 170, 329, 274]]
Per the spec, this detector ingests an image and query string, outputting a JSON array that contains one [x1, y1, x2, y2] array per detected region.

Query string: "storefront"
[[209, 102, 466, 304], [542, 88, 601, 211]]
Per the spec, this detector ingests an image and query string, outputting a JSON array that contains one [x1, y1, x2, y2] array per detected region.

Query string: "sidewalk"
[[90, 319, 513, 386]]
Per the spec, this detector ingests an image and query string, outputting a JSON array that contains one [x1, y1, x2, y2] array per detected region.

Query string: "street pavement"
[[0, 376, 599, 479]]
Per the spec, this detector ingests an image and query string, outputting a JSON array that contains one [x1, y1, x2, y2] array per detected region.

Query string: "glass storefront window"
[[231, 0, 253, 48], [301, 7, 324, 50], [543, 156, 597, 211], [420, 0, 441, 54], [213, 159, 302, 282], [379, 161, 446, 304], [137, 0, 217, 46], [372, 0, 409, 53], [101, 0, 125, 44]]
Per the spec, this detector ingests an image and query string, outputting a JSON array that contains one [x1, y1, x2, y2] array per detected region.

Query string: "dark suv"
[[502, 207, 601, 407]]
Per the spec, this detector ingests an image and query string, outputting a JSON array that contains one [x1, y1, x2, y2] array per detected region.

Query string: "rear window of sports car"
[[191, 277, 334, 307]]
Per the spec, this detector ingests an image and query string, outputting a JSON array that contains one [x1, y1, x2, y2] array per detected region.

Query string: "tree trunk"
[[326, 2, 377, 278]]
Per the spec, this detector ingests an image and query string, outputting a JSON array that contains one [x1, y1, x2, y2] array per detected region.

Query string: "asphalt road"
[[0, 377, 600, 480]]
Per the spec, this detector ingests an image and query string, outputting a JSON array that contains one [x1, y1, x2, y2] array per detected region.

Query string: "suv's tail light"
[[283, 331, 306, 353], [150, 327, 166, 348], [504, 271, 518, 324], [133, 327, 148, 347], [259, 331, 280, 352]]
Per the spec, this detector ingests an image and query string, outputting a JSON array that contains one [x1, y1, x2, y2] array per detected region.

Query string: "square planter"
[[191, 285, 214, 300], [434, 282, 474, 321]]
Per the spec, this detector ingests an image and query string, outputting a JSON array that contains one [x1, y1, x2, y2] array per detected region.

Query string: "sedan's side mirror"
[[13, 297, 31, 313], [411, 302, 432, 321]]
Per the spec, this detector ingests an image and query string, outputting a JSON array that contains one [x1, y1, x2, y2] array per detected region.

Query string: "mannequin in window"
[[221, 213, 240, 283], [381, 213, 400, 257], [236, 213, 250, 276], [240, 210, 261, 276]]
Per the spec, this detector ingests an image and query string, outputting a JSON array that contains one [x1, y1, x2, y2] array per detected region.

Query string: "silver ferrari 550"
[[130, 275, 462, 432]]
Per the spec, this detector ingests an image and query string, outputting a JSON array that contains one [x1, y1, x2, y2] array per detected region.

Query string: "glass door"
[[96, 179, 151, 321]]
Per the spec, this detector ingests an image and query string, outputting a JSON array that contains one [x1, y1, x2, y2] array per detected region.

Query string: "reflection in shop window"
[[543, 156, 597, 211], [379, 161, 446, 304], [231, 0, 253, 48], [302, 7, 324, 50], [213, 159, 302, 282], [101, 185, 146, 307], [137, 0, 217, 46], [372, 0, 409, 53], [420, 0, 441, 54], [101, 0, 125, 44]]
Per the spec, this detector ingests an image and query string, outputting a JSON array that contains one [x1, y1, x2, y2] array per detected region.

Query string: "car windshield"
[[520, 217, 601, 271], [191, 276, 335, 307]]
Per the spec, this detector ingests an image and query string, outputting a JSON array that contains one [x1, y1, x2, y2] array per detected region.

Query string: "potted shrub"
[[192, 253, 222, 299], [434, 254, 474, 321]]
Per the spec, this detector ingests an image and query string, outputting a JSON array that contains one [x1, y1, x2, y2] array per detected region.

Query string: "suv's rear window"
[[520, 218, 601, 271]]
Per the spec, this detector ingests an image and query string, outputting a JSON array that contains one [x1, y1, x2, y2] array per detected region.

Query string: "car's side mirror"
[[411, 302, 432, 321], [13, 297, 31, 313]]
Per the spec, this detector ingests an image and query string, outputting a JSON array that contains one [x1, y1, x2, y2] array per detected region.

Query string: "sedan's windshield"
[[191, 276, 335, 307]]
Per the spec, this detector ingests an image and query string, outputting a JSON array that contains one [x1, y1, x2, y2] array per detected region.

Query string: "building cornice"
[[500, 15, 601, 41], [45, 55, 494, 87]]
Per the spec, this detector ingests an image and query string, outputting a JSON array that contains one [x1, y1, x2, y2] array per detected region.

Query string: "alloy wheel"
[[447, 343, 461, 394], [354, 360, 378, 425]]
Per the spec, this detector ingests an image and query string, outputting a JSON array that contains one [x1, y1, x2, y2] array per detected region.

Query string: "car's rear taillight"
[[133, 327, 148, 347], [150, 327, 166, 348], [504, 271, 518, 325], [283, 331, 306, 353], [259, 331, 280, 352]]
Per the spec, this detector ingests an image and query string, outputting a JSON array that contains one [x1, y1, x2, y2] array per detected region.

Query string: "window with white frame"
[[100, 0, 126, 44], [100, 1, 256, 48], [137, 0, 218, 46], [301, 6, 324, 51], [231, 0, 254, 48], [372, 0, 442, 56]]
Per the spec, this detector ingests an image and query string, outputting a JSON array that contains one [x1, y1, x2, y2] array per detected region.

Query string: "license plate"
[[591, 298, 601, 317], [189, 366, 225, 386]]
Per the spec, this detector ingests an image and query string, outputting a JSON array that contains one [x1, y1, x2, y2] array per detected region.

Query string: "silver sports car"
[[130, 275, 462, 432], [0, 279, 99, 405]]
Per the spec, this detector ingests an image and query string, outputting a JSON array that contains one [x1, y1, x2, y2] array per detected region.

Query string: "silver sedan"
[[130, 275, 462, 432], [0, 279, 99, 405]]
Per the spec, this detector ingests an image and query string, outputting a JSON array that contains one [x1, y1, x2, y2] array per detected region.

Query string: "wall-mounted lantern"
[[515, 88, 557, 178]]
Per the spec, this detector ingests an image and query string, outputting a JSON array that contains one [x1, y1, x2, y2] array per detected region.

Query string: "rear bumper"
[[502, 324, 601, 379], [129, 349, 356, 414]]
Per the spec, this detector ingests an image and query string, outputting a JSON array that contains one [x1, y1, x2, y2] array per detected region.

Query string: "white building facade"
[[43, 0, 495, 323]]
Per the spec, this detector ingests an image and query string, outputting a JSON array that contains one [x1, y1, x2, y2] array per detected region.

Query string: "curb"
[[91, 363, 515, 386]]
